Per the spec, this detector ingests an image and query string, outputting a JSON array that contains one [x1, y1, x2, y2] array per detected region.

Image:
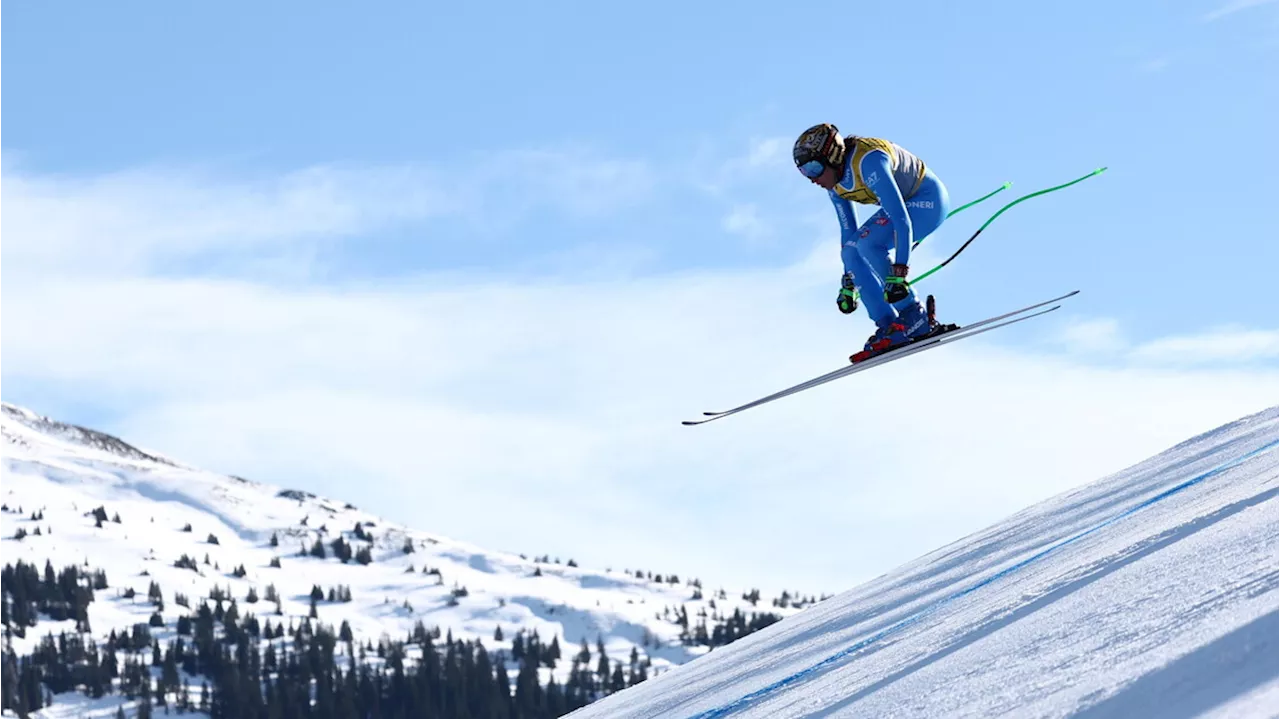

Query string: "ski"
[[697, 289, 1076, 418], [683, 290, 1078, 426], [684, 307, 1059, 426]]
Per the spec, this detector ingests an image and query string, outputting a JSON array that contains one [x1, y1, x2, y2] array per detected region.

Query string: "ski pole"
[[910, 167, 1107, 286], [843, 181, 1011, 307], [941, 181, 1011, 225], [846, 168, 1107, 308]]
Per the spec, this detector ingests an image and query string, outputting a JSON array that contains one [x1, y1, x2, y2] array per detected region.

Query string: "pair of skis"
[[681, 290, 1079, 426]]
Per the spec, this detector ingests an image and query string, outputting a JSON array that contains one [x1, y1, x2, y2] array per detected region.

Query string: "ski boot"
[[895, 298, 934, 341], [847, 296, 960, 364], [848, 321, 909, 364]]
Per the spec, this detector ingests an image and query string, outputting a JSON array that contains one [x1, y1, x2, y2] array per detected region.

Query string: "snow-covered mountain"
[[1, 401, 816, 717], [569, 406, 1280, 718], [5, 402, 1277, 718]]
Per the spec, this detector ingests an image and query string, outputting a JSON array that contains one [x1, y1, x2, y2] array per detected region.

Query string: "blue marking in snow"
[[689, 439, 1280, 719]]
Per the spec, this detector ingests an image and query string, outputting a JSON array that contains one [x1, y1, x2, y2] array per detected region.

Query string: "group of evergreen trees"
[[665, 602, 784, 649], [0, 557, 108, 711], [1, 529, 807, 718], [2, 559, 658, 718], [2, 647, 47, 718], [2, 561, 105, 637]]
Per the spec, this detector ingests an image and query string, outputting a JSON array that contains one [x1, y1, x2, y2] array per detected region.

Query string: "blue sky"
[[6, 0, 1278, 330], [4, 0, 1277, 594]]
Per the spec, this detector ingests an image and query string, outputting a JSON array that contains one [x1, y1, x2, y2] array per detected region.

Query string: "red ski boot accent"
[[849, 322, 907, 363]]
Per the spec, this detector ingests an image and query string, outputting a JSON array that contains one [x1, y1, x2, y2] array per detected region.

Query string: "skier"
[[792, 123, 952, 362]]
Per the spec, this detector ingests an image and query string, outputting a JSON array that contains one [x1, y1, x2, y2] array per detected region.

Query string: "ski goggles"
[[797, 160, 826, 179]]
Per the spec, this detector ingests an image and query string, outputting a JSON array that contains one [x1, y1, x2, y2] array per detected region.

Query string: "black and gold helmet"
[[793, 123, 846, 172]]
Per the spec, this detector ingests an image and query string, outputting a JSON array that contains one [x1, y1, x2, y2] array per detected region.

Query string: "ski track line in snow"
[[805, 486, 1280, 718], [688, 438, 1280, 719]]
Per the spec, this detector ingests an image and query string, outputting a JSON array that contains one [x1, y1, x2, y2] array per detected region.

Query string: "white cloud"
[[1129, 327, 1279, 365], [4, 161, 1276, 597], [1050, 318, 1277, 367], [1054, 317, 1127, 354], [1202, 0, 1276, 21], [1138, 57, 1171, 73], [1, 150, 654, 278], [500, 149, 656, 218], [5, 263, 1276, 595], [722, 204, 769, 240], [744, 137, 789, 168], [2, 164, 459, 276], [691, 135, 798, 199]]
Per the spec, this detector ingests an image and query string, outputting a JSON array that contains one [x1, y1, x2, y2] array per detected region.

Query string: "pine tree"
[[596, 637, 610, 690], [546, 635, 561, 669], [610, 663, 626, 694], [331, 536, 351, 563]]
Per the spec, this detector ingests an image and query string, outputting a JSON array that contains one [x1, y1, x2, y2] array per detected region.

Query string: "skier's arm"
[[860, 150, 913, 267], [830, 191, 861, 274]]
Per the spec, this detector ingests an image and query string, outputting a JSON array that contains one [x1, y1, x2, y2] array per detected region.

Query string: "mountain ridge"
[[1, 401, 816, 697]]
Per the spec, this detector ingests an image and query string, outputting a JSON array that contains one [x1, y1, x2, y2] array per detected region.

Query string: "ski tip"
[[681, 420, 705, 427], [703, 411, 725, 417]]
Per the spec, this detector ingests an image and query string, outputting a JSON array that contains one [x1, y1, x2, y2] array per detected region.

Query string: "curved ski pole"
[[848, 182, 1009, 304], [909, 167, 1107, 286], [935, 181, 1012, 234], [849, 168, 1105, 304]]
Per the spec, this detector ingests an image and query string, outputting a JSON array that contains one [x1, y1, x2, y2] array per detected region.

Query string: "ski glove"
[[838, 272, 859, 314], [884, 264, 911, 304]]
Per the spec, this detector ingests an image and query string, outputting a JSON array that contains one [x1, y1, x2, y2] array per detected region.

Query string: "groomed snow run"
[[569, 407, 1280, 719]]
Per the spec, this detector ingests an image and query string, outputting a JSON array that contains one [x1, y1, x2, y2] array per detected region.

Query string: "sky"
[[3, 0, 1278, 596]]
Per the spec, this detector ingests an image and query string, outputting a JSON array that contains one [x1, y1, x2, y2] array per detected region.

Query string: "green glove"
[[838, 272, 859, 314]]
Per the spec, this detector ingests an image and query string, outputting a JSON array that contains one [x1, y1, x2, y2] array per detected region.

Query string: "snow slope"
[[568, 407, 1280, 718], [0, 402, 812, 684]]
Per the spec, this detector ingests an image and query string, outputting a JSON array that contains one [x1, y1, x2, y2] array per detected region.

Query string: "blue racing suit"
[[829, 138, 951, 332]]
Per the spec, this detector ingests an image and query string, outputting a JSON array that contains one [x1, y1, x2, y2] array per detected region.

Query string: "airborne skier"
[[682, 145, 1105, 426], [792, 123, 952, 362]]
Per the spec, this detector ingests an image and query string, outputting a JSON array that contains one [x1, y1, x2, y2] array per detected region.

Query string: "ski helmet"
[[793, 123, 845, 174]]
